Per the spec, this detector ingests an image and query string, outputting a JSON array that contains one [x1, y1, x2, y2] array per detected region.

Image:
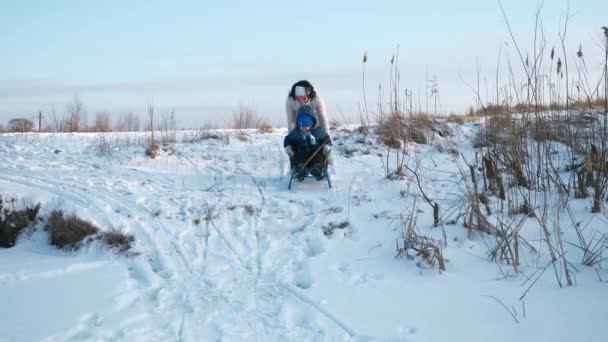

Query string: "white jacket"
[[285, 93, 329, 133]]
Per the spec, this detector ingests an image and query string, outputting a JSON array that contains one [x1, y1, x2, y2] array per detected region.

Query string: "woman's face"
[[296, 96, 309, 105]]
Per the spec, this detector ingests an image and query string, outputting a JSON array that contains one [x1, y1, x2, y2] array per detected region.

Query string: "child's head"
[[296, 105, 315, 132]]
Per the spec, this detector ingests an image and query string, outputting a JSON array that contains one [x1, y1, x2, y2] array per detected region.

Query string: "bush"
[[0, 197, 40, 248]]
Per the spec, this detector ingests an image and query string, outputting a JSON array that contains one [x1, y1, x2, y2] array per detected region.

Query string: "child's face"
[[300, 126, 311, 133], [296, 96, 310, 105]]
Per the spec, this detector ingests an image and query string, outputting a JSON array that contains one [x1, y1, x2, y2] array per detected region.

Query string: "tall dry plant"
[[232, 104, 261, 129], [145, 104, 159, 159]]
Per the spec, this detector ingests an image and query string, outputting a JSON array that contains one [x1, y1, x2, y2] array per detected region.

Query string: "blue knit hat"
[[296, 106, 316, 128]]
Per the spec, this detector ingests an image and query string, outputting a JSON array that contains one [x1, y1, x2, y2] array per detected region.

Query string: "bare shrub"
[[159, 109, 178, 145], [94, 112, 112, 132], [0, 197, 40, 248], [65, 95, 86, 132], [8, 118, 34, 133], [232, 104, 261, 129], [115, 111, 141, 132]]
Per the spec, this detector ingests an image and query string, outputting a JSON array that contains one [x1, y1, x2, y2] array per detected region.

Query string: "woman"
[[286, 80, 330, 133]]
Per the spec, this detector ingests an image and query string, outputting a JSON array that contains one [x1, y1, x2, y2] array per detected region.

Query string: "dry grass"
[[473, 112, 515, 148], [232, 104, 262, 129], [94, 134, 114, 157], [444, 113, 478, 124], [100, 230, 135, 254], [47, 210, 99, 250], [395, 210, 446, 272], [236, 130, 250, 142], [377, 112, 453, 148], [0, 197, 40, 248], [377, 113, 405, 148], [47, 210, 134, 253], [145, 144, 160, 159], [322, 221, 350, 237], [258, 121, 275, 133]]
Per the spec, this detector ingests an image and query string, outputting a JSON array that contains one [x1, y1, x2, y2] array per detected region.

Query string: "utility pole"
[[38, 111, 44, 132]]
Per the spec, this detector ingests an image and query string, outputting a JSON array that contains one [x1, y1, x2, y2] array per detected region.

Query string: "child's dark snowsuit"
[[284, 106, 331, 180]]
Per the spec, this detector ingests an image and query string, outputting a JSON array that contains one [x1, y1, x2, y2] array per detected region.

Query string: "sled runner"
[[288, 158, 332, 190]]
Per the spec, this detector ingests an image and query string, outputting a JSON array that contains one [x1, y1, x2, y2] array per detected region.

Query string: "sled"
[[287, 160, 332, 190], [287, 145, 332, 190]]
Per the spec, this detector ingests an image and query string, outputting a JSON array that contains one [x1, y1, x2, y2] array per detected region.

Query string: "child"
[[284, 105, 331, 181]]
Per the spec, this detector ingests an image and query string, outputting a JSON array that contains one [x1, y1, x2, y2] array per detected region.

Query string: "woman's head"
[[289, 80, 317, 104]]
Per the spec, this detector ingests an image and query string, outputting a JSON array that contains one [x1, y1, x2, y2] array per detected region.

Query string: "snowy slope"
[[0, 125, 607, 342]]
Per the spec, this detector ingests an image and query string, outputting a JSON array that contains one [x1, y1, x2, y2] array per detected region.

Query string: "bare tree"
[[115, 111, 141, 132], [8, 118, 34, 133], [159, 109, 177, 144], [94, 112, 112, 132], [65, 95, 86, 132], [49, 102, 62, 132]]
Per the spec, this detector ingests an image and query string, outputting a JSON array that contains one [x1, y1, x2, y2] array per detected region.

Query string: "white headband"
[[294, 86, 307, 97]]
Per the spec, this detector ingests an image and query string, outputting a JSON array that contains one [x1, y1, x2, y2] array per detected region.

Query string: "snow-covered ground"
[[1, 124, 607, 341]]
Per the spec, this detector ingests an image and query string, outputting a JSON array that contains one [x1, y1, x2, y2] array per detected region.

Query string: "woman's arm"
[[285, 97, 297, 130], [314, 96, 330, 133]]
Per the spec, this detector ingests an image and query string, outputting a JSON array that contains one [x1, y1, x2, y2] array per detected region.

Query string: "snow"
[[0, 125, 607, 341]]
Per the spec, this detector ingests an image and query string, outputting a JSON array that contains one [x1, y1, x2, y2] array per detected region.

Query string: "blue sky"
[[1, 0, 607, 127]]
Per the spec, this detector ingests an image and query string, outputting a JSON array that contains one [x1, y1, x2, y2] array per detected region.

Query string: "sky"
[[1, 0, 607, 128]]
